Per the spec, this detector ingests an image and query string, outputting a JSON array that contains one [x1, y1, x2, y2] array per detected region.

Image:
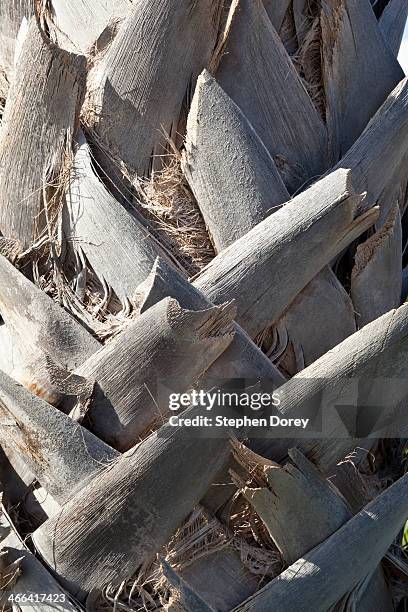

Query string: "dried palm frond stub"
[[85, 0, 223, 180], [234, 472, 408, 612], [351, 204, 402, 328], [0, 255, 100, 371], [215, 0, 328, 194], [134, 258, 285, 384], [32, 413, 234, 598], [195, 168, 376, 339], [182, 70, 289, 253], [76, 298, 236, 450], [336, 77, 408, 218], [63, 132, 172, 312], [378, 0, 408, 57], [320, 0, 403, 162], [0, 371, 119, 504], [0, 17, 86, 250], [0, 501, 76, 612], [43, 0, 130, 54], [262, 303, 408, 472]]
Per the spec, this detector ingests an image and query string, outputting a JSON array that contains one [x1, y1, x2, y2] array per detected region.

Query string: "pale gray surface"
[[234, 472, 408, 611], [216, 0, 328, 194], [64, 132, 170, 309], [0, 255, 100, 371], [195, 169, 375, 339], [351, 204, 402, 328], [182, 71, 289, 253], [48, 0, 130, 53], [0, 371, 119, 504], [77, 297, 235, 450], [89, 0, 223, 178], [321, 0, 403, 161], [0, 18, 86, 248]]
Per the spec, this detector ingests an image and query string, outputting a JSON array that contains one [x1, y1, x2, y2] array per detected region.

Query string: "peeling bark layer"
[[351, 204, 402, 328]]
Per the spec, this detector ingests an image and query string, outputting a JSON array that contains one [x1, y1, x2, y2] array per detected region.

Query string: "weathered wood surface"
[[0, 504, 76, 611], [262, 0, 291, 33], [47, 0, 130, 53], [335, 77, 408, 217], [351, 204, 402, 328], [215, 0, 328, 194], [179, 547, 260, 612], [234, 472, 408, 611], [0, 18, 86, 249], [0, 0, 33, 77], [32, 412, 234, 598], [0, 255, 100, 370], [243, 448, 351, 565], [77, 298, 235, 450], [379, 0, 408, 57], [271, 266, 356, 374], [63, 132, 171, 309], [87, 0, 223, 178], [195, 169, 376, 339], [241, 447, 393, 610], [136, 258, 285, 384], [320, 0, 403, 162], [161, 559, 215, 612], [272, 304, 408, 471], [182, 70, 289, 252], [0, 371, 119, 504]]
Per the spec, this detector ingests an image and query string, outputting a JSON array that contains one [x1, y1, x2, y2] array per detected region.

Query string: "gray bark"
[[47, 0, 130, 53], [335, 76, 408, 216], [243, 448, 351, 565], [233, 472, 408, 611], [194, 169, 376, 339], [0, 370, 119, 504], [321, 0, 403, 162], [0, 504, 76, 611], [161, 559, 215, 612], [0, 255, 100, 371], [88, 0, 223, 178], [32, 413, 234, 598], [0, 18, 86, 249], [274, 304, 408, 472], [351, 204, 402, 328], [215, 0, 328, 194], [63, 132, 172, 309], [76, 297, 236, 450], [136, 258, 285, 385], [182, 70, 289, 253], [379, 0, 408, 57], [262, 0, 291, 33], [272, 267, 356, 374]]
